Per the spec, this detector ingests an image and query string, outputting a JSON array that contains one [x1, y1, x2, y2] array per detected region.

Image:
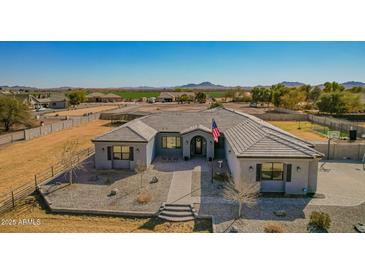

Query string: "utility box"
[[349, 129, 357, 141]]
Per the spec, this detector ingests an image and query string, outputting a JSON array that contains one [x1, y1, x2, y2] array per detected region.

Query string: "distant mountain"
[[178, 81, 227, 89], [341, 81, 365, 89], [280, 81, 305, 87]]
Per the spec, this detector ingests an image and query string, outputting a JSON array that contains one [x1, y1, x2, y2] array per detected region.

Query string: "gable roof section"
[[181, 124, 211, 135], [93, 119, 157, 143]]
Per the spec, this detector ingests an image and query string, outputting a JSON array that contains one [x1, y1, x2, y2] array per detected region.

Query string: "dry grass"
[[268, 121, 327, 141], [136, 191, 152, 204], [0, 196, 211, 233], [263, 222, 286, 233], [45, 105, 118, 117], [0, 119, 112, 196]]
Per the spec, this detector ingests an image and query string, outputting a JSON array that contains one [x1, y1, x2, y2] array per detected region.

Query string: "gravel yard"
[[40, 158, 173, 213], [199, 199, 365, 233]]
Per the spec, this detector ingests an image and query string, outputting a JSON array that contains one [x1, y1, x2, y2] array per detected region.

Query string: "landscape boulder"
[[109, 188, 118, 196], [150, 176, 158, 184], [273, 210, 287, 217]]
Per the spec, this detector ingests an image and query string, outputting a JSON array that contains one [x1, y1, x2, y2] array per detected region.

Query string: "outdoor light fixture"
[[297, 166, 301, 172], [102, 147, 105, 151], [249, 166, 253, 172], [136, 148, 140, 152], [186, 140, 189, 144], [210, 140, 212, 144]]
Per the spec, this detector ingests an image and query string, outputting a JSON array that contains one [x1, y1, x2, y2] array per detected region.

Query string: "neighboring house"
[[28, 94, 68, 109], [92, 108, 323, 194], [158, 91, 195, 102], [86, 92, 122, 103]]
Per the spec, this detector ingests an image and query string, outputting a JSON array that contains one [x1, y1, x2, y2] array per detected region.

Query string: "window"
[[113, 145, 133, 160], [261, 162, 284, 181], [161, 136, 181, 149]]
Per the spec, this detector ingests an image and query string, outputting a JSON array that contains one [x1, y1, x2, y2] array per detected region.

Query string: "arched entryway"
[[190, 136, 207, 157]]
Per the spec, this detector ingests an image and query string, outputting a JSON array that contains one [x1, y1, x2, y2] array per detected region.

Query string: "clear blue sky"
[[0, 42, 364, 88]]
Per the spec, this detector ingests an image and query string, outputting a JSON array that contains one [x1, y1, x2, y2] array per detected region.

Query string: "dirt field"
[[223, 102, 272, 114], [45, 105, 119, 117], [136, 103, 209, 113], [268, 121, 328, 141], [0, 196, 211, 233], [0, 119, 112, 196]]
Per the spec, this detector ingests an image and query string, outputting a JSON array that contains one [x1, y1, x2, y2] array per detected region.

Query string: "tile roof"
[[94, 118, 157, 142], [93, 107, 323, 159], [181, 124, 211, 135]]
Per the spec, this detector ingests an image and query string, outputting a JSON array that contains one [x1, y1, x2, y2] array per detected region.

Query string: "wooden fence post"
[[34, 174, 37, 186], [11, 191, 15, 208], [51, 166, 54, 177]]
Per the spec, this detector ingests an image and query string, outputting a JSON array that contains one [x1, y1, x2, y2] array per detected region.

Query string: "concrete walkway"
[[167, 170, 193, 204]]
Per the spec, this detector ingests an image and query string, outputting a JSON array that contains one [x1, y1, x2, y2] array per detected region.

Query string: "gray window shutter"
[[129, 147, 134, 161], [107, 146, 112, 160], [256, 164, 262, 181], [286, 164, 292, 182]]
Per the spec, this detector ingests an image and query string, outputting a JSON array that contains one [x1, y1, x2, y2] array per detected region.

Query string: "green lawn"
[[113, 91, 160, 99], [205, 91, 226, 98]]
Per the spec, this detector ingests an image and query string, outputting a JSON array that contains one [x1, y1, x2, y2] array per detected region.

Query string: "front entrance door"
[[195, 137, 202, 154]]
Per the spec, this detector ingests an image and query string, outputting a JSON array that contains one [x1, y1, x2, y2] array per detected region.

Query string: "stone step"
[[159, 211, 194, 217], [158, 214, 195, 222], [162, 205, 192, 212], [164, 203, 191, 208]]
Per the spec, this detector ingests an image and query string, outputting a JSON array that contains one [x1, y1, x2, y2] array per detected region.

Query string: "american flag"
[[211, 119, 220, 143]]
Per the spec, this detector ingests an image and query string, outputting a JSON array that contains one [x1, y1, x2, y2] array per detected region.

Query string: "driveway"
[[311, 160, 365, 206]]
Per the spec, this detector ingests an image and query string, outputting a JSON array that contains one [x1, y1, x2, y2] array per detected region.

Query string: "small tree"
[[224, 177, 260, 219], [67, 91, 86, 106], [134, 161, 147, 189], [0, 96, 32, 131], [195, 92, 207, 103], [60, 140, 84, 184]]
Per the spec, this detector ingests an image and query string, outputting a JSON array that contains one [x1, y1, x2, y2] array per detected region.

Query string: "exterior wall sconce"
[[136, 148, 140, 152], [210, 140, 212, 144], [249, 166, 253, 172], [297, 166, 301, 172], [102, 147, 105, 151], [228, 150, 231, 153], [186, 140, 189, 144]]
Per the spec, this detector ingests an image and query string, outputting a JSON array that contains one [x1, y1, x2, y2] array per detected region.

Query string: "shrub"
[[308, 211, 331, 231], [209, 102, 223, 109], [213, 172, 229, 182], [264, 222, 285, 233], [136, 191, 152, 204]]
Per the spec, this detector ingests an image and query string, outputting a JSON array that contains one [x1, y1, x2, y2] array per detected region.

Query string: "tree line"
[[250, 82, 364, 114]]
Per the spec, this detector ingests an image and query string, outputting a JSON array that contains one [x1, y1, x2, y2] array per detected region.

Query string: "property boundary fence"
[[274, 107, 365, 138], [0, 113, 101, 146], [308, 114, 365, 138], [0, 147, 95, 215]]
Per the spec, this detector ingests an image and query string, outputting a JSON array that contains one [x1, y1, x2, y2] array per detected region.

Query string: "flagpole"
[[211, 118, 214, 184]]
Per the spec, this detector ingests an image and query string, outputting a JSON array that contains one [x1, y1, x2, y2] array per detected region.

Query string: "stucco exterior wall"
[[182, 130, 214, 160], [224, 146, 319, 194], [94, 141, 148, 170], [155, 133, 183, 157]]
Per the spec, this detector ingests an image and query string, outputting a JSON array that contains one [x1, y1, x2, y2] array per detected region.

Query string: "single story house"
[[86, 92, 123, 103], [157, 91, 195, 102], [28, 94, 68, 109], [92, 108, 323, 194]]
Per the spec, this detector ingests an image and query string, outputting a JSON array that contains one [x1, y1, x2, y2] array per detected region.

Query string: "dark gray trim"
[[236, 155, 315, 159], [92, 140, 148, 143]]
